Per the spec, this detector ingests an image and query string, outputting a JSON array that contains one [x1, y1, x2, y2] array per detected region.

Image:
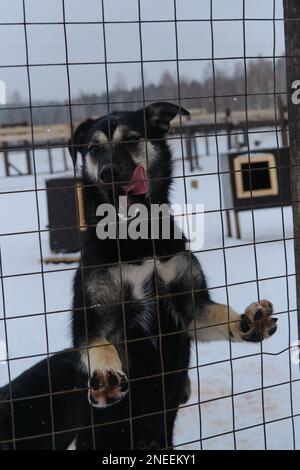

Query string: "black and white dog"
[[0, 102, 278, 450]]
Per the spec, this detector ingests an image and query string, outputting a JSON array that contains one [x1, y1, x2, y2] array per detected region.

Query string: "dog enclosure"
[[1, 0, 300, 450]]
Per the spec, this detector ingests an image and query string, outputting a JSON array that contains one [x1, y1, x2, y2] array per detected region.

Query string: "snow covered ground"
[[0, 128, 300, 449]]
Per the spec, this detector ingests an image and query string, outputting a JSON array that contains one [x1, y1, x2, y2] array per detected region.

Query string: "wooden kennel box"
[[46, 177, 85, 254], [221, 147, 291, 237]]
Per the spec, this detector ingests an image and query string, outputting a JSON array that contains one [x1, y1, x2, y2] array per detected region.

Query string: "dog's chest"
[[120, 257, 185, 298], [86, 256, 184, 304]]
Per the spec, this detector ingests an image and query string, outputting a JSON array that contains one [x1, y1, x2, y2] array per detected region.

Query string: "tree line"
[[1, 56, 286, 126]]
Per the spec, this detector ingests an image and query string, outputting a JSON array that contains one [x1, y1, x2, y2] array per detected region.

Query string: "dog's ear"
[[142, 102, 190, 138], [68, 118, 95, 165]]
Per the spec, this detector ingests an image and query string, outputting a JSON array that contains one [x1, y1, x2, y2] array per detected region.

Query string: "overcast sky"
[[0, 0, 284, 103]]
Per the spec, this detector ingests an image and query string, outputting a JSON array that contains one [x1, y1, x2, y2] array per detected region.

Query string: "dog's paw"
[[240, 300, 278, 342], [88, 367, 129, 408]]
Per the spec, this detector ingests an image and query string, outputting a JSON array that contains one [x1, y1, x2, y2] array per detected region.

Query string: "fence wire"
[[0, 0, 299, 451]]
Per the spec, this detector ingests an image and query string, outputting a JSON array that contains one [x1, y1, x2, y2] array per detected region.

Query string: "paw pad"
[[88, 367, 128, 408], [241, 300, 278, 342]]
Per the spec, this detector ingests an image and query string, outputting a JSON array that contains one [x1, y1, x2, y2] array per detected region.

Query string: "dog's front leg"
[[81, 339, 129, 408], [193, 300, 278, 342], [158, 252, 278, 343]]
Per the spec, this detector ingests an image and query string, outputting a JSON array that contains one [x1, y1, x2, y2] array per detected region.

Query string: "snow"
[[0, 128, 299, 449]]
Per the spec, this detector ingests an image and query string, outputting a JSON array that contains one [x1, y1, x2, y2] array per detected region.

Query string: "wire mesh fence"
[[0, 0, 299, 451]]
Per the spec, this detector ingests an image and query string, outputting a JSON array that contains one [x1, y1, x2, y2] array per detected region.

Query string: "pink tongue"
[[122, 165, 148, 195]]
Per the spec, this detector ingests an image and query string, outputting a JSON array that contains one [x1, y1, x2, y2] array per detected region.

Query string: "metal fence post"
[[284, 1, 300, 342]]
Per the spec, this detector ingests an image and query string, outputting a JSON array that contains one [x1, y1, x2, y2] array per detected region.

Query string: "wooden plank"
[[0, 108, 280, 146], [0, 124, 70, 144]]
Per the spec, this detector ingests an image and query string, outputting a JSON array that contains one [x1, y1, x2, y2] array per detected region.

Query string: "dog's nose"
[[99, 164, 117, 184]]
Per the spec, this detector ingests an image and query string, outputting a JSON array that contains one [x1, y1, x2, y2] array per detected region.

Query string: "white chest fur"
[[86, 255, 191, 306]]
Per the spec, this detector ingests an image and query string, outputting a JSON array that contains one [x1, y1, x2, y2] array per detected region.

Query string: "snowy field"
[[0, 128, 300, 449]]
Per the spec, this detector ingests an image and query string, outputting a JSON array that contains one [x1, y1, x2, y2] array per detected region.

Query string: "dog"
[[0, 102, 278, 450]]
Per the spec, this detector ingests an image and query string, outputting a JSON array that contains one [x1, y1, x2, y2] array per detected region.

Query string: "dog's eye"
[[125, 134, 141, 144], [88, 143, 100, 154]]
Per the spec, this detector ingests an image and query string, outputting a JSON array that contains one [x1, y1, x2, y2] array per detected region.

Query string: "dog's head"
[[68, 102, 189, 208]]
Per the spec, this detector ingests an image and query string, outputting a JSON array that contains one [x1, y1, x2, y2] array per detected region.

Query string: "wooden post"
[[225, 108, 232, 151], [205, 133, 209, 155], [47, 141, 54, 174], [185, 130, 193, 172], [193, 136, 200, 168], [234, 210, 241, 239], [284, 1, 300, 343], [3, 141, 9, 176], [62, 144, 68, 171], [226, 210, 232, 238], [24, 140, 32, 175]]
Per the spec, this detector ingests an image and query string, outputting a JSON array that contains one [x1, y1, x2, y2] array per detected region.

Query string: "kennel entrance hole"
[[241, 162, 272, 192]]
